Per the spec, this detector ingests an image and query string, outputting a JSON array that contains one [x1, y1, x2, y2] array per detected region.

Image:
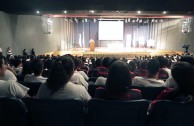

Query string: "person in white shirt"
[[70, 57, 88, 90], [24, 59, 47, 83], [37, 56, 91, 104], [165, 55, 194, 88], [0, 56, 29, 98], [133, 58, 165, 87]]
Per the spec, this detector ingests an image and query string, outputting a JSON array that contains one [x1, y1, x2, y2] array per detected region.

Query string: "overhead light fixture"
[[36, 11, 40, 14], [64, 10, 67, 14], [89, 10, 95, 13], [163, 11, 167, 14], [137, 11, 141, 14]]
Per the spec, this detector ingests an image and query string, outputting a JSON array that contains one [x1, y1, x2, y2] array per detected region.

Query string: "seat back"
[[88, 98, 149, 126], [22, 82, 42, 96], [149, 100, 194, 126], [23, 98, 84, 126], [88, 85, 105, 98], [0, 97, 28, 126], [132, 86, 166, 100]]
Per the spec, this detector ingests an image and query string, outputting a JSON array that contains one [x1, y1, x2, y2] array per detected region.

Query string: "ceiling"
[[1, 0, 194, 18]]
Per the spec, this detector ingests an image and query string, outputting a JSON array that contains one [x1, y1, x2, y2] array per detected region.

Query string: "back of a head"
[[156, 56, 168, 68], [129, 60, 137, 72], [147, 59, 160, 75], [106, 60, 132, 94], [31, 59, 44, 75], [95, 58, 102, 67], [102, 57, 111, 68], [13, 58, 22, 68], [179, 55, 194, 66], [46, 56, 74, 93], [74, 57, 81, 70], [22, 61, 32, 75], [171, 62, 194, 95]]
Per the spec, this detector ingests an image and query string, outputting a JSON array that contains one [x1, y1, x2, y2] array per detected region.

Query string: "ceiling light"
[[163, 11, 167, 14], [64, 10, 67, 14], [137, 11, 141, 14], [89, 10, 95, 13]]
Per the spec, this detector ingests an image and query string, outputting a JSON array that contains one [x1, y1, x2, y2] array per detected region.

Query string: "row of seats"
[[88, 85, 166, 100], [19, 81, 166, 100], [0, 97, 194, 126]]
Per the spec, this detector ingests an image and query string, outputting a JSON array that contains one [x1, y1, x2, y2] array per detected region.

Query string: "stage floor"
[[44, 47, 182, 58]]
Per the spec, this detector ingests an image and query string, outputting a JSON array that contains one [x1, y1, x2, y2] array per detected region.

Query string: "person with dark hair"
[[75, 58, 89, 81], [24, 59, 47, 83], [153, 62, 194, 102], [37, 56, 91, 103], [12, 58, 22, 76], [70, 57, 89, 90], [95, 58, 118, 86], [165, 55, 194, 88], [138, 61, 148, 77], [23, 49, 28, 56], [0, 56, 29, 98], [31, 48, 35, 56], [156, 56, 171, 77], [132, 58, 165, 87], [96, 60, 142, 100], [42, 59, 54, 78]]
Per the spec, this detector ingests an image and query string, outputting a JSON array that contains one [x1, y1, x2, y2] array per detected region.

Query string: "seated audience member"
[[37, 56, 91, 103], [12, 58, 22, 76], [156, 56, 171, 77], [18, 61, 32, 82], [24, 59, 47, 83], [95, 58, 118, 86], [42, 59, 54, 78], [96, 60, 142, 100], [0, 56, 29, 98], [3, 58, 17, 81], [138, 61, 148, 78], [70, 56, 89, 90], [132, 59, 165, 87], [165, 55, 194, 88], [88, 57, 110, 78], [88, 58, 102, 77], [153, 62, 194, 102], [75, 58, 89, 81]]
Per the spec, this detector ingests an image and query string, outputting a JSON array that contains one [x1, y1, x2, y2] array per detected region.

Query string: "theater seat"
[[132, 86, 166, 100], [0, 97, 28, 126], [22, 82, 42, 97], [88, 98, 149, 126], [88, 85, 105, 98], [149, 100, 194, 126], [23, 98, 84, 126]]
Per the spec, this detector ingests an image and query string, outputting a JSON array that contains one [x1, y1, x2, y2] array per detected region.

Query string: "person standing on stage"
[[6, 47, 12, 59], [31, 48, 35, 56], [23, 49, 28, 56]]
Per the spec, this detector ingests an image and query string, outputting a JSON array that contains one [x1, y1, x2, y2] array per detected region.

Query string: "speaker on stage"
[[89, 39, 95, 51]]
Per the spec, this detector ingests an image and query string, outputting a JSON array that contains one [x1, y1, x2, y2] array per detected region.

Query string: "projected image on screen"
[[98, 21, 124, 40]]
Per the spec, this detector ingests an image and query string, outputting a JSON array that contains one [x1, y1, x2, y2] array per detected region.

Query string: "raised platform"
[[44, 47, 182, 58]]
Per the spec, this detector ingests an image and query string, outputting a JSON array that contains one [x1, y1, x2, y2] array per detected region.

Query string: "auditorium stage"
[[44, 47, 182, 58]]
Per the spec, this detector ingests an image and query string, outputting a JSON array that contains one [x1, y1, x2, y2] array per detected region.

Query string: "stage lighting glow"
[[147, 39, 155, 47], [163, 11, 167, 14], [137, 11, 141, 14], [139, 37, 145, 45], [64, 10, 67, 13], [36, 11, 40, 14]]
